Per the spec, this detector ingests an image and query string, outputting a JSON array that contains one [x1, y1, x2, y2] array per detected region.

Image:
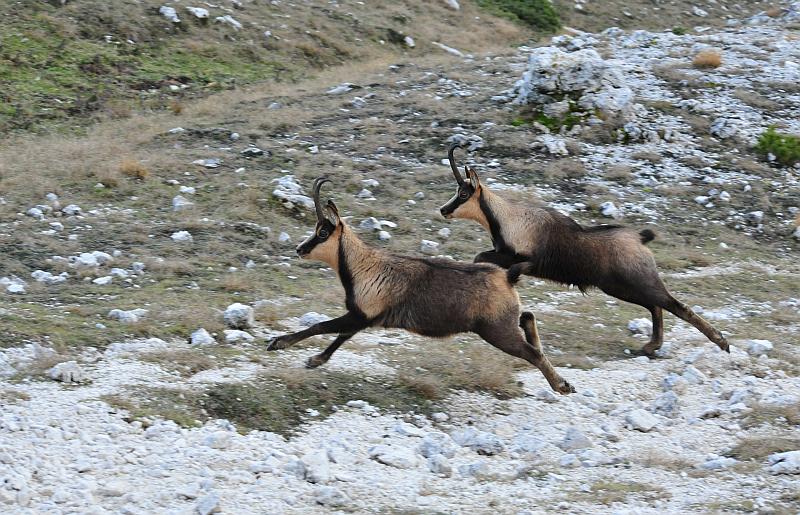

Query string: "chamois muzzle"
[[448, 143, 465, 185]]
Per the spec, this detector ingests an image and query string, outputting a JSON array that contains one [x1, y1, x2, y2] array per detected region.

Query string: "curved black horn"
[[312, 177, 331, 221], [447, 143, 465, 185]]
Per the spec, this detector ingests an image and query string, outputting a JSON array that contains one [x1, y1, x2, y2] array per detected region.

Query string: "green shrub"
[[477, 0, 560, 32], [756, 127, 800, 166]]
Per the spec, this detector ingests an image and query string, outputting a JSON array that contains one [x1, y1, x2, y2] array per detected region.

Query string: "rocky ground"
[[2, 1, 800, 513]]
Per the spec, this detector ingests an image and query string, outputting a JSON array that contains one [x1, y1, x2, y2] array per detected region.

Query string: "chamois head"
[[439, 143, 483, 220], [296, 177, 343, 263]]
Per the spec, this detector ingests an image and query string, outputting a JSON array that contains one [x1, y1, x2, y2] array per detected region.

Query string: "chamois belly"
[[375, 304, 473, 337]]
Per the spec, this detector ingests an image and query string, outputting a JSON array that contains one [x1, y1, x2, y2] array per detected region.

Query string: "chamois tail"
[[639, 229, 656, 245]]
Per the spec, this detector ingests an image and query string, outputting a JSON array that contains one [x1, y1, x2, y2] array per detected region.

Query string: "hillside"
[[1, 0, 799, 513]]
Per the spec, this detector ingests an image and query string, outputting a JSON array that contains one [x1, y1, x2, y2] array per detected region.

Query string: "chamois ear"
[[466, 166, 481, 189], [326, 199, 341, 225]]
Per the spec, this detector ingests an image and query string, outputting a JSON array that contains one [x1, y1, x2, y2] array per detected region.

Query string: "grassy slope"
[[0, 0, 526, 133]]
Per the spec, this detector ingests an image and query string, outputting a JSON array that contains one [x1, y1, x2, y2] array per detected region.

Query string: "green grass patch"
[[755, 127, 800, 167], [476, 0, 560, 32]]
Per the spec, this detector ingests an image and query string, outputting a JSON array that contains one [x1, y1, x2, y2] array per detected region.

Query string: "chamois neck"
[[478, 187, 508, 239], [338, 225, 382, 279]]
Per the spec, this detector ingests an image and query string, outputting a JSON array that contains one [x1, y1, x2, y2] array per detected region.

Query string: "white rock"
[[746, 339, 773, 356], [428, 454, 452, 476], [172, 195, 194, 211], [699, 457, 737, 470], [404, 36, 415, 48], [368, 445, 420, 469], [271, 175, 314, 210], [447, 133, 484, 151], [191, 328, 215, 346], [437, 228, 451, 239], [215, 15, 242, 30], [627, 318, 653, 336], [92, 276, 113, 286], [431, 412, 449, 423], [31, 270, 68, 285], [557, 427, 593, 450], [186, 7, 209, 19], [360, 217, 383, 231], [171, 231, 193, 242], [224, 330, 253, 343], [108, 308, 148, 323], [327, 83, 354, 95], [683, 365, 707, 385], [419, 432, 458, 458], [48, 361, 85, 383], [600, 201, 620, 219], [537, 134, 569, 155], [420, 240, 440, 255], [431, 42, 464, 57], [450, 428, 505, 456], [378, 230, 391, 241], [223, 303, 254, 330], [62, 204, 82, 216], [768, 451, 800, 474], [278, 232, 291, 243], [625, 409, 660, 432], [442, 0, 460, 10], [512, 47, 635, 122], [535, 388, 559, 403], [203, 431, 232, 449], [651, 391, 680, 418], [26, 207, 44, 220], [195, 493, 220, 515], [302, 449, 332, 484], [746, 211, 764, 225], [314, 486, 350, 507], [299, 312, 331, 327], [159, 6, 180, 23], [97, 480, 130, 497]]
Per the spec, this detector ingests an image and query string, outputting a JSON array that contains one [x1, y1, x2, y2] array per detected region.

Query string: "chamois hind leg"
[[662, 296, 729, 352], [640, 306, 664, 357], [306, 333, 357, 368], [473, 250, 522, 269], [478, 315, 575, 395], [266, 312, 368, 351]]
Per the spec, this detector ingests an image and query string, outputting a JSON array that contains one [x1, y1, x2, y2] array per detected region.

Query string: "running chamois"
[[439, 144, 729, 357], [267, 177, 575, 394]]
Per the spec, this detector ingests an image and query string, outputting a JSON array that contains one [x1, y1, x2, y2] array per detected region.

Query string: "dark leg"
[[473, 250, 522, 269], [306, 333, 357, 368], [640, 306, 664, 357], [479, 315, 575, 394], [266, 312, 368, 351], [662, 296, 729, 352]]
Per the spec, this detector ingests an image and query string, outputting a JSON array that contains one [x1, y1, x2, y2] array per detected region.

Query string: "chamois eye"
[[459, 190, 469, 199], [318, 229, 329, 239]]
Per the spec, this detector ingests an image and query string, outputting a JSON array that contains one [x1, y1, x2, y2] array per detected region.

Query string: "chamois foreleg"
[[306, 333, 356, 368], [267, 312, 368, 351], [479, 314, 575, 395]]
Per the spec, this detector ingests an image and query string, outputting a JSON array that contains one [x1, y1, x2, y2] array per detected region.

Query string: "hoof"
[[636, 345, 660, 358], [306, 354, 328, 369], [556, 379, 576, 395], [718, 337, 731, 353], [266, 337, 289, 351]]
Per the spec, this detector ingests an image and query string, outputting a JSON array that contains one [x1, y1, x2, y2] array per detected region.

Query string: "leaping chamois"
[[267, 177, 575, 394], [439, 144, 729, 357]]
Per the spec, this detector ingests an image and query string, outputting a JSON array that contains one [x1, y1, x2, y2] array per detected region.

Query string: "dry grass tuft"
[[119, 158, 150, 180], [543, 158, 586, 181], [0, 388, 31, 404], [169, 100, 184, 115], [726, 435, 800, 461], [693, 50, 722, 69], [741, 401, 800, 429], [392, 343, 524, 400]]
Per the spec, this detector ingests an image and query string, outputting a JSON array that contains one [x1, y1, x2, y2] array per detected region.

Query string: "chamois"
[[266, 177, 575, 394], [439, 144, 729, 357]]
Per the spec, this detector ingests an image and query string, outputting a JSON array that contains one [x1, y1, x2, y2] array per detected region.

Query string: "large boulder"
[[510, 46, 635, 129]]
